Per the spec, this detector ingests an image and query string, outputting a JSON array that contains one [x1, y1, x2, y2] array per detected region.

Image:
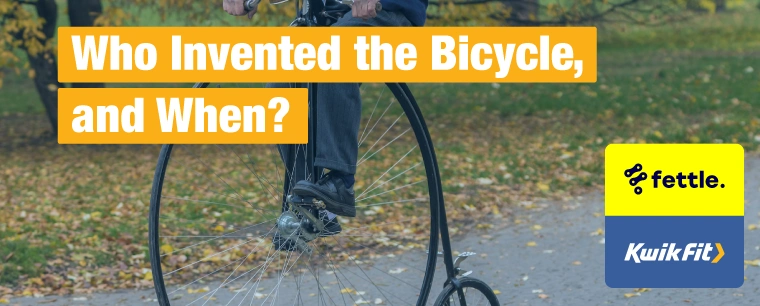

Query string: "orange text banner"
[[58, 27, 597, 83], [58, 88, 308, 144]]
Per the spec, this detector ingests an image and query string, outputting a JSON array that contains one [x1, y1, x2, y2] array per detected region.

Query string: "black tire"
[[149, 82, 442, 306], [433, 277, 501, 306]]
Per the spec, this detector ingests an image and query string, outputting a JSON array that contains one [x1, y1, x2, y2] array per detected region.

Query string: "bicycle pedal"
[[293, 237, 314, 255], [287, 194, 326, 209]]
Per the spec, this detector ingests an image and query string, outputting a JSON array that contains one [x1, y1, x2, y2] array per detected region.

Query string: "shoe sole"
[[292, 185, 356, 217]]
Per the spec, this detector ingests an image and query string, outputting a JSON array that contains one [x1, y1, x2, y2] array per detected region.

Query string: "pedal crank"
[[285, 194, 327, 235]]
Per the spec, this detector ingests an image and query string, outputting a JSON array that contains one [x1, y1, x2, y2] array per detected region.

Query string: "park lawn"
[[1, 4, 760, 297]]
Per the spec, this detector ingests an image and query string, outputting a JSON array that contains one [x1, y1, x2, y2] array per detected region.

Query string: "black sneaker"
[[292, 172, 356, 217], [319, 210, 342, 237]]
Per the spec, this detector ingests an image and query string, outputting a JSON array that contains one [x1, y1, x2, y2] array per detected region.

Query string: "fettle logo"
[[624, 163, 647, 195], [624, 242, 725, 264], [623, 163, 726, 195]]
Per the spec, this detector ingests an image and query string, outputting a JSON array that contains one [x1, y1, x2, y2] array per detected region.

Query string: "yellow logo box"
[[605, 144, 744, 217]]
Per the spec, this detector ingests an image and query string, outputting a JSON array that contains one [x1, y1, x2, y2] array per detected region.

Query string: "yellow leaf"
[[213, 225, 225, 232], [537, 183, 550, 191], [493, 289, 501, 295], [634, 288, 650, 293], [653, 131, 663, 139], [27, 69, 35, 79], [91, 211, 102, 220], [476, 223, 493, 229], [0, 298, 8, 304], [144, 271, 153, 281], [340, 288, 355, 294], [590, 228, 604, 236], [749, 224, 757, 231], [47, 83, 58, 92], [572, 261, 582, 265], [491, 205, 500, 216], [689, 136, 700, 143], [188, 286, 210, 294], [624, 293, 639, 298], [79, 260, 87, 267], [526, 241, 537, 247], [532, 225, 542, 231], [745, 259, 760, 267], [161, 244, 174, 254]]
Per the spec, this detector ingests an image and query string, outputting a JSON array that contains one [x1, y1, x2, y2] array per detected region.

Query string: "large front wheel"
[[149, 82, 443, 305]]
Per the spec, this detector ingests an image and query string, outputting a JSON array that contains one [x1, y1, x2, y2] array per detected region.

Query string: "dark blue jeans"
[[270, 10, 412, 182]]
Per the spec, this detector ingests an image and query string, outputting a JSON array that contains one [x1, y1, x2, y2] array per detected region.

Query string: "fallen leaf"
[[161, 244, 174, 254]]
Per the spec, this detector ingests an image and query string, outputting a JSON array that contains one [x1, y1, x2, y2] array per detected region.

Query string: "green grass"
[[0, 240, 51, 285]]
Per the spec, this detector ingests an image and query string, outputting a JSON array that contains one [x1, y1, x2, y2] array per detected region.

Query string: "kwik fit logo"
[[624, 242, 725, 264], [623, 163, 725, 195]]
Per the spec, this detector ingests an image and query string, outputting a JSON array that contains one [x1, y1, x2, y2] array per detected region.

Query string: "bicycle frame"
[[283, 0, 464, 302]]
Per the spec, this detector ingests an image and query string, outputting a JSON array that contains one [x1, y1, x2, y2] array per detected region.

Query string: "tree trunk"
[[67, 0, 105, 89], [503, 0, 539, 25], [715, 0, 726, 12], [22, 0, 62, 134]]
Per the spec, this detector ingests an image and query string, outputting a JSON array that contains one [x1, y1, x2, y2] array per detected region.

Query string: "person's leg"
[[267, 83, 304, 210], [315, 9, 413, 172], [291, 10, 413, 218]]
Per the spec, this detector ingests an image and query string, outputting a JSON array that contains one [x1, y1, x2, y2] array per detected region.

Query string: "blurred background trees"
[[0, 0, 751, 134]]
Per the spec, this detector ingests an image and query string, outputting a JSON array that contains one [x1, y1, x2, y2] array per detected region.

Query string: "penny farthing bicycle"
[[148, 0, 500, 305]]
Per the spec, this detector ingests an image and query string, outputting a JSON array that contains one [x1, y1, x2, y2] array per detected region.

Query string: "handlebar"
[[244, 0, 262, 11], [244, 0, 382, 13]]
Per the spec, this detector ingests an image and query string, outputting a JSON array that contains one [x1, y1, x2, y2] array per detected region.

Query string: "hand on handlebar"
[[352, 0, 382, 20], [223, 0, 258, 19]]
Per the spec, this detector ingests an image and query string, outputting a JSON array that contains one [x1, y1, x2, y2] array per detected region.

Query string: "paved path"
[[9, 158, 760, 306]]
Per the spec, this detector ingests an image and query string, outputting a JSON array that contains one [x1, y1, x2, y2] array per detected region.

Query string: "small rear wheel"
[[433, 277, 500, 306]]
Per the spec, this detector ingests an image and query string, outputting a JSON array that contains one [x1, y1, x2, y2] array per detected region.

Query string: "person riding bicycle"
[[223, 0, 428, 241]]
